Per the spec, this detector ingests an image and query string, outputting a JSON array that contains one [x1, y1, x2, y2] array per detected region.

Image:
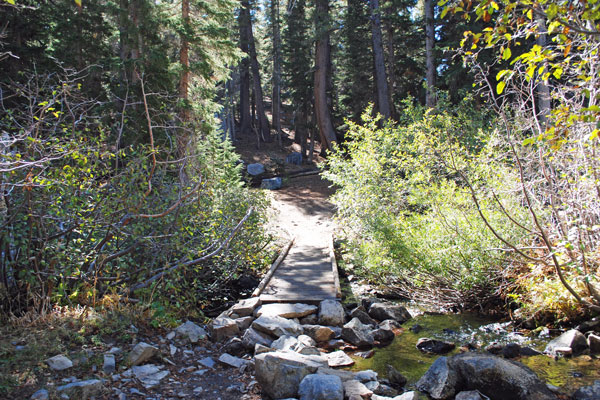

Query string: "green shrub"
[[324, 99, 531, 309]]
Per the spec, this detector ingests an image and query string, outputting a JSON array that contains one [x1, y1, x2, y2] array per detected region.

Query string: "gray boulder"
[[175, 321, 207, 343], [326, 350, 355, 367], [587, 333, 600, 354], [46, 355, 73, 371], [252, 315, 304, 337], [103, 353, 116, 374], [343, 379, 373, 399], [373, 327, 395, 343], [247, 163, 265, 176], [317, 366, 357, 382], [573, 380, 600, 400], [393, 391, 422, 400], [298, 374, 344, 400], [416, 338, 455, 354], [350, 307, 378, 326], [230, 297, 262, 317], [386, 364, 407, 388], [56, 379, 104, 399], [127, 342, 158, 366], [318, 299, 346, 327], [355, 369, 378, 382], [218, 353, 249, 369], [210, 317, 240, 342], [342, 317, 375, 348], [368, 303, 412, 324], [234, 316, 254, 331], [272, 335, 300, 351], [254, 351, 328, 399], [455, 391, 485, 400], [544, 329, 588, 356], [261, 177, 282, 190], [256, 303, 318, 319], [416, 356, 459, 399], [380, 320, 402, 331], [122, 364, 169, 389]]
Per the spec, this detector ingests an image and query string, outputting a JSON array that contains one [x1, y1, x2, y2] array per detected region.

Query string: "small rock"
[[230, 297, 262, 317], [455, 391, 484, 400], [254, 343, 274, 355], [380, 320, 402, 331], [365, 381, 398, 397], [198, 357, 216, 369], [318, 300, 346, 327], [242, 327, 275, 349], [122, 364, 169, 389], [108, 347, 122, 355], [46, 355, 73, 371], [386, 364, 407, 388], [354, 350, 375, 359], [301, 314, 319, 325], [304, 325, 336, 343], [210, 317, 240, 342], [416, 338, 455, 354], [256, 303, 318, 319], [247, 163, 265, 176], [261, 177, 282, 190], [299, 346, 322, 356], [343, 380, 373, 399], [127, 342, 158, 366], [394, 391, 422, 400], [355, 370, 378, 382], [326, 350, 355, 367], [218, 353, 249, 369], [409, 324, 423, 333], [272, 335, 300, 351], [350, 307, 377, 326], [373, 328, 395, 343], [368, 303, 412, 324], [573, 380, 600, 400], [519, 346, 542, 356], [30, 389, 49, 400], [342, 318, 375, 348], [103, 353, 116, 374], [544, 329, 589, 356], [502, 343, 521, 359], [170, 344, 178, 357], [298, 374, 344, 400], [175, 321, 208, 343], [235, 316, 255, 331], [588, 334, 600, 354], [56, 379, 104, 399], [576, 317, 600, 333], [222, 337, 246, 356]]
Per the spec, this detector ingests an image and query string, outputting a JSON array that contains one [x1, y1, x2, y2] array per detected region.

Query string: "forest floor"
[[0, 130, 339, 400]]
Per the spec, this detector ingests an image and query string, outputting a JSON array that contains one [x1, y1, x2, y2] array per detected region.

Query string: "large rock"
[[350, 307, 378, 326], [326, 350, 355, 367], [319, 300, 346, 327], [253, 315, 304, 337], [342, 317, 375, 348], [45, 355, 73, 371], [386, 364, 407, 388], [304, 325, 336, 343], [127, 342, 158, 366], [56, 379, 104, 399], [175, 321, 207, 343], [210, 317, 240, 342], [588, 333, 600, 354], [573, 380, 600, 400], [254, 351, 328, 399], [242, 327, 274, 350], [343, 379, 373, 399], [256, 303, 318, 319], [272, 335, 300, 351], [230, 297, 262, 317], [373, 327, 395, 343], [452, 352, 557, 400], [317, 366, 357, 382], [368, 303, 412, 324], [247, 163, 265, 176], [416, 356, 459, 400], [122, 364, 169, 389], [544, 329, 588, 356], [234, 316, 254, 331], [393, 391, 422, 400], [416, 338, 455, 354], [261, 177, 282, 190], [455, 391, 485, 400], [298, 374, 344, 400]]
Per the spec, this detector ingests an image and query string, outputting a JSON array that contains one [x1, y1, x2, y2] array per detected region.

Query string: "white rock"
[[318, 300, 345, 327], [326, 351, 355, 367], [255, 303, 318, 319], [252, 315, 303, 338]]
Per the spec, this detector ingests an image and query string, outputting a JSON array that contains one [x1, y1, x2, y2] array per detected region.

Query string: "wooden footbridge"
[[252, 236, 341, 304]]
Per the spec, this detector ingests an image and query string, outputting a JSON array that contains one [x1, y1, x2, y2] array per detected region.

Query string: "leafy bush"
[[324, 100, 531, 310], [0, 70, 270, 319]]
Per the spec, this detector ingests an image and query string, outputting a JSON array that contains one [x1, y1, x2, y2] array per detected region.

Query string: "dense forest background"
[[1, 0, 599, 325]]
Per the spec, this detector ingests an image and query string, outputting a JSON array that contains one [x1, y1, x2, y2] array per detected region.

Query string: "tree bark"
[[370, 0, 391, 119], [271, 0, 282, 146], [239, 1, 252, 136], [536, 15, 551, 128], [313, 0, 337, 152], [179, 0, 190, 127], [384, 4, 396, 119], [243, 0, 271, 142], [425, 0, 436, 108]]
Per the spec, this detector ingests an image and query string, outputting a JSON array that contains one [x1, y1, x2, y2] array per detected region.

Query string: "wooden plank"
[[330, 235, 342, 299], [252, 237, 295, 297]]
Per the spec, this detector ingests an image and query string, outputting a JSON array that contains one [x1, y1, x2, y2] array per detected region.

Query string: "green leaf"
[[502, 47, 512, 61], [553, 67, 563, 79], [75, 0, 82, 6], [496, 81, 506, 94]]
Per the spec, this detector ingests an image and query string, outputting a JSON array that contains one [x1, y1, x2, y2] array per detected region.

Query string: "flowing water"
[[349, 312, 600, 395]]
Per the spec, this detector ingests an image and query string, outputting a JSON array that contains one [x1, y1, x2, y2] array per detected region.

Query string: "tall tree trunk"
[[243, 0, 271, 142], [179, 0, 190, 122], [271, 0, 282, 146], [370, 0, 391, 119], [239, 2, 252, 136], [384, 5, 396, 119], [313, 0, 337, 152], [425, 0, 436, 108], [536, 15, 551, 128]]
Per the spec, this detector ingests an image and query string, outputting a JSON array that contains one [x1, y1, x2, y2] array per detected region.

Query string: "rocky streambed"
[[209, 297, 600, 400]]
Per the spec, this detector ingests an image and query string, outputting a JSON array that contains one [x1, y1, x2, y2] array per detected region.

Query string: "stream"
[[348, 311, 600, 394]]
